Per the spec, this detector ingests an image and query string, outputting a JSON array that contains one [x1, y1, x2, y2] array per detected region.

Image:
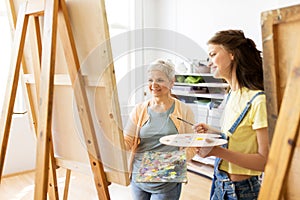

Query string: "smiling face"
[[208, 44, 234, 80], [147, 70, 174, 97]]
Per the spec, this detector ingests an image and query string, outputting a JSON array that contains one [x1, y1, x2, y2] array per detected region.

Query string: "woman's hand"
[[193, 122, 222, 134], [193, 122, 209, 133], [196, 146, 214, 158]]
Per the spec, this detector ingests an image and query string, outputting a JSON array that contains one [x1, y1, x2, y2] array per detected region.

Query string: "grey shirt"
[[132, 103, 180, 193]]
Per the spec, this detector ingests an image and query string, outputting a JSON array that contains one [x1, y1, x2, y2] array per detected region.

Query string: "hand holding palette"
[[159, 133, 227, 147]]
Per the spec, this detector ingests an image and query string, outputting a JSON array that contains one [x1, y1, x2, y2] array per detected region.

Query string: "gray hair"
[[147, 59, 175, 81]]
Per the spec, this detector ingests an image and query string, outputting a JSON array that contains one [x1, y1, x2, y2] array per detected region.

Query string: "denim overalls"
[[210, 91, 264, 200]]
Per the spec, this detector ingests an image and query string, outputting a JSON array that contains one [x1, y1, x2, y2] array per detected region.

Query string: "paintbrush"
[[176, 117, 194, 126]]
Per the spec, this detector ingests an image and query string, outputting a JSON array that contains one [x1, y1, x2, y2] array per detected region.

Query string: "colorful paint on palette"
[[135, 150, 187, 183]]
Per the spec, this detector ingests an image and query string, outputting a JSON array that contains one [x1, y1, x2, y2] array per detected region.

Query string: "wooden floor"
[[0, 168, 212, 199]]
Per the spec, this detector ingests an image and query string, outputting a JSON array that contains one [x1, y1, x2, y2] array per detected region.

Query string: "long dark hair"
[[207, 30, 264, 90]]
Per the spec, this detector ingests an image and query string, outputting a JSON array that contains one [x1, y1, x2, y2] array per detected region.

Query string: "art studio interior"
[[0, 0, 300, 199]]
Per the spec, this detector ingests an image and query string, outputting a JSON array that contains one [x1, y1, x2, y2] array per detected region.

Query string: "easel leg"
[[30, 14, 59, 200], [258, 66, 300, 199], [63, 169, 72, 200], [34, 0, 59, 199], [58, 0, 110, 199], [0, 2, 29, 181], [30, 16, 42, 97], [48, 141, 59, 200]]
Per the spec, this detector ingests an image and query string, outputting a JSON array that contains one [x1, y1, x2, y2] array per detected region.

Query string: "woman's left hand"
[[196, 146, 213, 158]]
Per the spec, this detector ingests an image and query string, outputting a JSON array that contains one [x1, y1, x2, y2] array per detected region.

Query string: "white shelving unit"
[[172, 72, 228, 131], [172, 91, 225, 100], [172, 72, 228, 109], [174, 82, 229, 88]]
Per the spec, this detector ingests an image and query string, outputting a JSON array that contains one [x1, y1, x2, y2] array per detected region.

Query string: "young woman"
[[124, 59, 196, 200], [193, 30, 269, 200]]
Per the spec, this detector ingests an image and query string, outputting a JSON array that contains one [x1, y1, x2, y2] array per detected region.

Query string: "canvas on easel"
[[1, 0, 129, 199], [259, 4, 300, 200]]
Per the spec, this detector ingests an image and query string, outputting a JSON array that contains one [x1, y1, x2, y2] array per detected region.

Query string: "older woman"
[[124, 59, 195, 200]]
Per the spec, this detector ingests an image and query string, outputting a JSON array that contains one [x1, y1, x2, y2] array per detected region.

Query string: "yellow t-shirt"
[[219, 87, 268, 176]]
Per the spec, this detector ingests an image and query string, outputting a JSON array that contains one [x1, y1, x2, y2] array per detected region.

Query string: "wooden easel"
[[258, 60, 300, 200], [258, 4, 300, 200], [1, 1, 60, 199], [0, 0, 121, 199]]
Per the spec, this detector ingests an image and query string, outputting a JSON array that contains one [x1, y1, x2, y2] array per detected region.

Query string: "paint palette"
[[135, 150, 187, 183], [159, 133, 227, 147]]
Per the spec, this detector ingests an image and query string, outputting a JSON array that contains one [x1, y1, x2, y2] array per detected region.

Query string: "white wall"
[[142, 0, 300, 51], [3, 114, 36, 175]]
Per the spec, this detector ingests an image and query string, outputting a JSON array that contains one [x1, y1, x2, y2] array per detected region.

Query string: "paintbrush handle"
[[176, 117, 194, 126]]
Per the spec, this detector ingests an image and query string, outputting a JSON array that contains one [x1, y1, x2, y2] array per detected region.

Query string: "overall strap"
[[228, 91, 265, 134], [211, 91, 265, 192]]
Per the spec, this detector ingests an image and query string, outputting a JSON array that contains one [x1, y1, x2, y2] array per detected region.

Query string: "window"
[[105, 0, 137, 106]]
